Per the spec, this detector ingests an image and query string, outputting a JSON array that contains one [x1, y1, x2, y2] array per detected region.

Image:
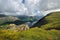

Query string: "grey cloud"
[[40, 0, 60, 11], [0, 0, 60, 16]]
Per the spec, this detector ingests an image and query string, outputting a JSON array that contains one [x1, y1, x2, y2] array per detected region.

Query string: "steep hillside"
[[33, 12, 60, 30]]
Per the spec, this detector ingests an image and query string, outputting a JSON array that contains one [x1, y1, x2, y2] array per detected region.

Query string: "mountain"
[[17, 15, 38, 22], [0, 15, 20, 25], [33, 12, 60, 30]]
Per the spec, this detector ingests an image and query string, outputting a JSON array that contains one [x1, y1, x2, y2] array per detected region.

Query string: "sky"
[[0, 0, 60, 16]]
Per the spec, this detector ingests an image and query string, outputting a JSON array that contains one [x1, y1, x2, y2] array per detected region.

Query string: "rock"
[[7, 24, 16, 30], [17, 24, 29, 30], [7, 23, 29, 31]]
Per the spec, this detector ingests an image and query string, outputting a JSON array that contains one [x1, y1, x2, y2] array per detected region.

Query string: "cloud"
[[0, 0, 26, 15], [0, 0, 60, 16], [40, 0, 60, 11]]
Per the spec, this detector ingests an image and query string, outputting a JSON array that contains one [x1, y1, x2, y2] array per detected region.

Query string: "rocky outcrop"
[[7, 24, 29, 31], [17, 24, 29, 30]]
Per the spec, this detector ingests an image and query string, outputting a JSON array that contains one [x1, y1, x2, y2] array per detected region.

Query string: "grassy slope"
[[41, 12, 60, 30], [0, 28, 60, 40], [33, 12, 60, 30], [0, 12, 60, 40]]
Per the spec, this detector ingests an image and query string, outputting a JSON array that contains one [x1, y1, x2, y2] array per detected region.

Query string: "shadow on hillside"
[[32, 13, 51, 28], [32, 18, 48, 28], [46, 28, 60, 30], [32, 13, 60, 30], [1, 20, 26, 25]]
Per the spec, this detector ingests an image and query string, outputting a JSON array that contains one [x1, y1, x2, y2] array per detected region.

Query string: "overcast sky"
[[0, 0, 60, 16]]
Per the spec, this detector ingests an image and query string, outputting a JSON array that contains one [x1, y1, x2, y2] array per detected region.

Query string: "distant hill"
[[0, 16, 20, 25], [33, 12, 60, 30], [17, 15, 38, 22], [0, 14, 41, 26], [0, 14, 6, 17]]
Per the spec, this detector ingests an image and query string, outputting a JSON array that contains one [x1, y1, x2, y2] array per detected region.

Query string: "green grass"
[[0, 28, 60, 40]]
